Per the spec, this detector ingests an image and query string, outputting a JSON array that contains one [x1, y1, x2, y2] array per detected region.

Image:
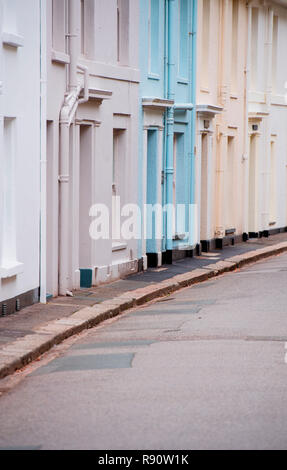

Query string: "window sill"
[[51, 50, 70, 65], [148, 73, 160, 81], [112, 242, 127, 252], [177, 77, 188, 85], [142, 97, 174, 110], [200, 87, 210, 94], [0, 262, 24, 279], [2, 32, 24, 48]]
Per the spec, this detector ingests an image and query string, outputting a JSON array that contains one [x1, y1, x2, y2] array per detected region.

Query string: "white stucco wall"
[[46, 0, 140, 295], [248, 1, 287, 234], [0, 0, 41, 302]]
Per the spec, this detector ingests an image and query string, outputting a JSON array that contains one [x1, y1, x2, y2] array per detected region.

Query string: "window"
[[179, 0, 189, 79], [200, 133, 208, 240], [1, 118, 17, 269], [248, 133, 257, 231], [251, 7, 259, 91], [226, 136, 235, 229], [146, 130, 159, 253], [201, 0, 210, 89], [269, 141, 277, 224], [79, 125, 93, 267], [272, 16, 278, 94], [113, 129, 126, 197], [3, 0, 17, 33], [52, 0, 68, 53], [148, 0, 159, 75], [231, 0, 239, 92], [173, 133, 187, 237], [79, 0, 95, 59], [81, 0, 85, 54], [117, 0, 129, 65], [147, 130, 158, 206], [112, 129, 127, 243]]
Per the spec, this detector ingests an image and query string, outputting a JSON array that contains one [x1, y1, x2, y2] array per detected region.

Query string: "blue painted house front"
[[139, 0, 198, 268]]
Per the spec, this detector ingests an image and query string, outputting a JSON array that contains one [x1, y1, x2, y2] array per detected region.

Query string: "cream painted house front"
[[46, 0, 140, 297], [196, 0, 249, 250], [247, 0, 287, 238]]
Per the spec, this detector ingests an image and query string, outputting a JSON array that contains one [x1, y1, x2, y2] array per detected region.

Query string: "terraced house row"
[[1, 0, 287, 313]]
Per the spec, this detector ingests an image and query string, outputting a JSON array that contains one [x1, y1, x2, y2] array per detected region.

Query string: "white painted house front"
[[46, 0, 141, 297], [0, 0, 44, 312], [247, 0, 287, 238]]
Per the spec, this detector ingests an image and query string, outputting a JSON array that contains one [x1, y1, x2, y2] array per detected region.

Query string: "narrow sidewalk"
[[1, 232, 287, 380]]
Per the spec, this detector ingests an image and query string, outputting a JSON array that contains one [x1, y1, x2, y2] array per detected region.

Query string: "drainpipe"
[[40, 0, 47, 303], [189, 0, 198, 248], [165, 0, 176, 255], [59, 0, 89, 295], [162, 0, 169, 253]]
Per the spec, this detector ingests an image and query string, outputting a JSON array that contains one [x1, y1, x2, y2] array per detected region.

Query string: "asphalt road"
[[0, 253, 287, 450]]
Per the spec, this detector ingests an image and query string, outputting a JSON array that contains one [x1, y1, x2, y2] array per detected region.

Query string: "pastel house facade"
[[46, 0, 141, 297], [0, 0, 45, 312], [139, 0, 198, 268], [247, 0, 287, 237], [196, 0, 249, 250], [2, 0, 287, 315]]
